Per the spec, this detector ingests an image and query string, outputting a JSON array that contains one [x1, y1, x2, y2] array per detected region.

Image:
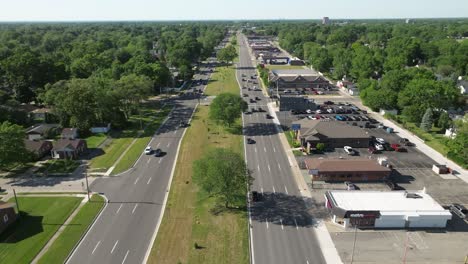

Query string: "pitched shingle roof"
[[53, 139, 84, 151], [293, 119, 369, 140]]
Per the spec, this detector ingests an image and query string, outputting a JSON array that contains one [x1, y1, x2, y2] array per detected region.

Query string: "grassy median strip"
[[205, 65, 240, 96], [37, 195, 105, 264], [0, 196, 83, 264], [149, 66, 248, 264]]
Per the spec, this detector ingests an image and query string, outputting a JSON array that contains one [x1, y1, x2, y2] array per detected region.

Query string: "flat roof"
[[327, 190, 449, 214], [271, 69, 316, 76]]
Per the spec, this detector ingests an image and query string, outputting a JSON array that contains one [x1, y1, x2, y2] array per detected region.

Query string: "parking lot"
[[283, 99, 468, 263]]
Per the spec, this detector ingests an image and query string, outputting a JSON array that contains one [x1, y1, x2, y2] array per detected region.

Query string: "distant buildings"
[[322, 17, 330, 25]]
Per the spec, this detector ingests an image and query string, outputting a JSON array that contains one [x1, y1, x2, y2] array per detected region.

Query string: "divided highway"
[[237, 33, 326, 264], [67, 63, 213, 264]]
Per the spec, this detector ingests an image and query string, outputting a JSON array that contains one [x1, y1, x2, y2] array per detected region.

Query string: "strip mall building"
[[325, 190, 452, 229]]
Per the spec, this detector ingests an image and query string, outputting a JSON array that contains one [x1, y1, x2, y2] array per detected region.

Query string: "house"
[[51, 139, 87, 159], [24, 139, 53, 159], [90, 123, 111, 134], [305, 159, 391, 182], [337, 80, 359, 95], [289, 57, 305, 66], [269, 69, 332, 93], [279, 95, 316, 111], [0, 202, 18, 234], [325, 190, 451, 229], [29, 108, 52, 121], [61, 128, 79, 139], [292, 119, 370, 152], [25, 124, 60, 140]]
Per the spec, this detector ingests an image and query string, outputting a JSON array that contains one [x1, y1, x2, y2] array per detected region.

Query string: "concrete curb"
[[65, 193, 108, 264]]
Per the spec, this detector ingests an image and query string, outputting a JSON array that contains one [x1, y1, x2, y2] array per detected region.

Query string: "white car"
[[144, 146, 153, 155], [317, 91, 324, 95], [376, 138, 386, 144], [375, 143, 384, 151], [306, 109, 313, 114], [316, 109, 322, 114], [344, 146, 354, 155], [326, 108, 333, 113]]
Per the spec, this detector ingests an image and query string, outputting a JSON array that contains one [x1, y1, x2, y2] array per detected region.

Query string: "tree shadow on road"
[[250, 192, 329, 228]]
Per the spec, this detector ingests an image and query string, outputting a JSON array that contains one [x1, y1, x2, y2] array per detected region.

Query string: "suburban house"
[[24, 139, 53, 159], [51, 139, 87, 159], [29, 108, 52, 121], [25, 124, 60, 141], [337, 80, 359, 96], [279, 95, 316, 111], [90, 123, 111, 134], [61, 128, 79, 140], [305, 158, 391, 182], [269, 69, 331, 92], [0, 202, 18, 234], [292, 119, 371, 152]]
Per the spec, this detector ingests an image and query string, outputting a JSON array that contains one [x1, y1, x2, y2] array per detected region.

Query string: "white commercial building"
[[325, 190, 452, 229]]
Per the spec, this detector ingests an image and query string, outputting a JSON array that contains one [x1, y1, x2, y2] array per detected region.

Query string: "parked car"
[[344, 146, 355, 155], [345, 181, 358, 190], [144, 146, 153, 155], [324, 100, 334, 105], [326, 108, 334, 114], [257, 107, 265, 112], [376, 138, 386, 144], [266, 114, 272, 119], [450, 204, 468, 220], [316, 109, 322, 114], [179, 122, 188, 128], [243, 93, 248, 97], [255, 96, 260, 101], [306, 109, 313, 114], [375, 143, 384, 151], [247, 138, 256, 144], [317, 91, 324, 95], [399, 138, 415, 146], [154, 148, 163, 157], [368, 146, 379, 154], [384, 179, 403, 190]]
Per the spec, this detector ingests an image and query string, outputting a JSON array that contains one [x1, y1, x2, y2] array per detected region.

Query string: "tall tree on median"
[[0, 121, 31, 169], [193, 148, 251, 208], [115, 74, 153, 119], [216, 45, 237, 64], [209, 93, 247, 127]]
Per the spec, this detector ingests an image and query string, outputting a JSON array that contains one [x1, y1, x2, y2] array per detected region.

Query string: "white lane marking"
[[278, 163, 281, 170], [156, 142, 160, 148], [264, 147, 266, 152], [307, 261, 310, 264], [280, 219, 284, 230], [134, 177, 139, 185], [254, 147, 257, 153], [266, 218, 269, 229], [92, 241, 101, 254], [294, 218, 299, 230], [261, 187, 264, 194], [284, 186, 289, 195], [146, 159, 150, 164], [122, 250, 129, 264], [257, 165, 260, 172], [273, 186, 276, 194], [132, 204, 138, 214], [116, 204, 123, 214], [167, 142, 171, 148], [269, 135, 271, 139], [147, 177, 152, 184], [111, 240, 119, 254], [158, 158, 163, 164], [267, 164, 271, 172], [273, 147, 276, 152]]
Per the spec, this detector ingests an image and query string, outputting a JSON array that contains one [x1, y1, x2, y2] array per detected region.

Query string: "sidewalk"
[[267, 102, 343, 264]]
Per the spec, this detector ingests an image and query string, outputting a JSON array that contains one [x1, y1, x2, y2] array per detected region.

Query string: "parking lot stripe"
[[261, 187, 264, 194], [132, 204, 138, 214], [284, 186, 288, 194], [158, 158, 163, 164], [273, 147, 276, 152], [264, 147, 266, 152], [266, 218, 269, 229], [134, 177, 139, 185], [116, 204, 123, 214], [121, 250, 129, 264], [280, 219, 283, 230], [273, 186, 276, 193], [294, 218, 298, 230], [111, 240, 119, 254], [92, 241, 101, 254], [267, 164, 270, 172], [278, 163, 281, 170]]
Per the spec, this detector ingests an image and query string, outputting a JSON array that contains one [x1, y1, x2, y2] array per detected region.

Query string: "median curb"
[[64, 193, 108, 264]]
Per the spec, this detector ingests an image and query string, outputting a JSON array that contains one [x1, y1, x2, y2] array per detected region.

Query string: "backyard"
[[149, 65, 248, 264], [0, 196, 83, 264]]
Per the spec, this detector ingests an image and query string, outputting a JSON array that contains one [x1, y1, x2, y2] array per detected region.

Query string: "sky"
[[0, 0, 467, 21]]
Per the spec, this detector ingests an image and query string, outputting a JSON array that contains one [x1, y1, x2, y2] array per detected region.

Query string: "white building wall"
[[375, 215, 406, 228], [408, 215, 451, 228]]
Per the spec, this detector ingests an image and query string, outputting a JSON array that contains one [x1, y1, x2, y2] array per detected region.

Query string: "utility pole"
[[13, 189, 20, 219], [350, 224, 358, 264]]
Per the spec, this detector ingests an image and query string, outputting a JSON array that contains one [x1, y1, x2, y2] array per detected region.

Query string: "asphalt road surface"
[[67, 61, 215, 264], [238, 33, 326, 264]]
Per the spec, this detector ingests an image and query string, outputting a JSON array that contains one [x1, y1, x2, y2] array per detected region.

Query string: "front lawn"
[[37, 195, 105, 264], [84, 133, 107, 149], [37, 159, 80, 174], [0, 197, 83, 264]]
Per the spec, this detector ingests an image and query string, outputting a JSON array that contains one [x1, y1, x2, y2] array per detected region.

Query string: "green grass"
[[403, 122, 449, 155], [0, 197, 83, 264], [284, 130, 301, 148], [149, 58, 248, 264], [37, 195, 105, 264], [84, 133, 107, 149], [111, 107, 172, 175], [18, 192, 86, 195], [37, 159, 80, 174], [205, 65, 240, 96], [89, 102, 167, 172]]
